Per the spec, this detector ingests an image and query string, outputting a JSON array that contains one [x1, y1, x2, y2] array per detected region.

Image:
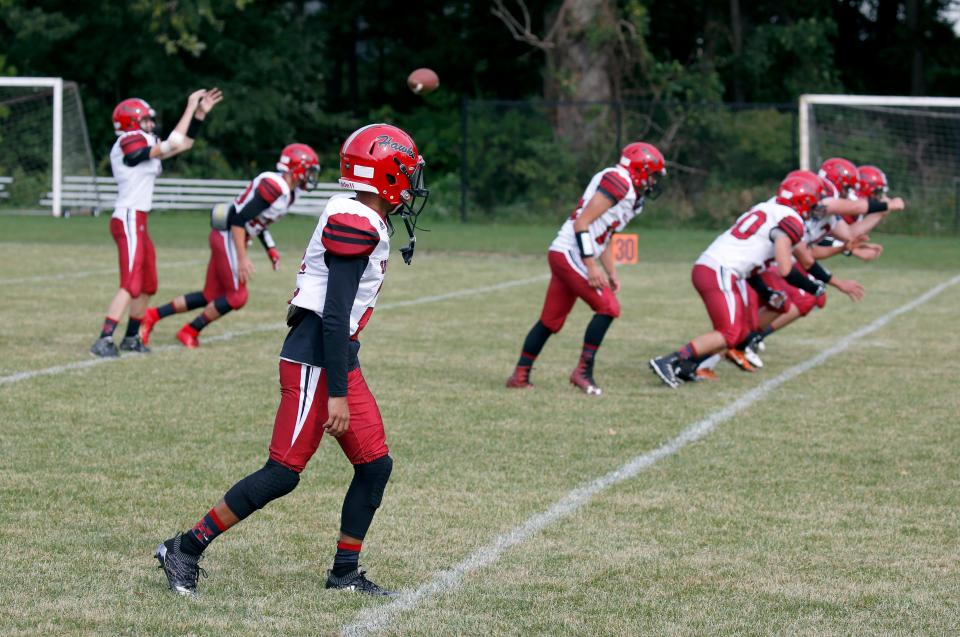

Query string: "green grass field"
[[1, 213, 959, 636]]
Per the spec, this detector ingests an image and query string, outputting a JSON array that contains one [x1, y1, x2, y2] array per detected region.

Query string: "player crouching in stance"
[[506, 142, 666, 395], [155, 124, 427, 597], [649, 173, 825, 388], [139, 144, 320, 348], [90, 90, 223, 358]]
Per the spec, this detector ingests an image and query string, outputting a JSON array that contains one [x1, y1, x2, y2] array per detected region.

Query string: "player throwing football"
[[155, 124, 427, 597], [90, 89, 223, 358], [139, 144, 320, 348], [506, 142, 666, 395]]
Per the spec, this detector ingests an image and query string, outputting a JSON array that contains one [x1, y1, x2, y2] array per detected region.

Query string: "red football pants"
[[203, 229, 248, 309], [111, 210, 157, 297], [268, 360, 389, 472], [539, 250, 620, 332], [691, 263, 750, 348]]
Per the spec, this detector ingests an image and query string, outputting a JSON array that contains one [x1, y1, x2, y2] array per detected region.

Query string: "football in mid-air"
[[407, 68, 440, 95]]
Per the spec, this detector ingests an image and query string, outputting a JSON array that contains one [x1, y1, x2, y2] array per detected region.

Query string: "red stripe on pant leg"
[[208, 508, 227, 532]]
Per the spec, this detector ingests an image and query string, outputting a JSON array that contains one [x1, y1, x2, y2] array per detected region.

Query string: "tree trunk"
[[730, 0, 744, 102], [544, 0, 618, 148]]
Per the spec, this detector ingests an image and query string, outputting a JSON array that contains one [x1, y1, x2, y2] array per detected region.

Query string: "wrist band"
[[576, 231, 595, 259], [186, 116, 203, 139], [807, 261, 833, 284], [867, 199, 888, 214]]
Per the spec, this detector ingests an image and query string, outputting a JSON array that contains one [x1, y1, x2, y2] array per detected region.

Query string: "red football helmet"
[[619, 142, 666, 191], [818, 157, 858, 196], [787, 169, 836, 199], [857, 165, 888, 199], [277, 143, 320, 191], [339, 123, 428, 216], [776, 174, 822, 219], [113, 98, 155, 134]]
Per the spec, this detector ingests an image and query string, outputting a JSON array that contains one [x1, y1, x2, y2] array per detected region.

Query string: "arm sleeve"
[[257, 229, 276, 251], [785, 267, 823, 294], [321, 254, 366, 397], [746, 274, 774, 302], [596, 171, 630, 204], [120, 134, 151, 167], [227, 192, 272, 227]]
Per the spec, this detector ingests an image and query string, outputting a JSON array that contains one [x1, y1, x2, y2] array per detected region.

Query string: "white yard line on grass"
[[340, 272, 960, 637], [0, 260, 206, 285], [0, 274, 549, 386]]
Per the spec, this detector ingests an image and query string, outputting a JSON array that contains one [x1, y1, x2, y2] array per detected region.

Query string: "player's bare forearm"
[[848, 213, 886, 236], [823, 197, 868, 216], [599, 246, 616, 275], [790, 241, 815, 270], [574, 192, 612, 232], [811, 243, 845, 260]]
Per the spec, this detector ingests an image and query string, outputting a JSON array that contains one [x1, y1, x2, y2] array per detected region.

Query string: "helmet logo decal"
[[374, 134, 415, 159], [353, 164, 374, 178]]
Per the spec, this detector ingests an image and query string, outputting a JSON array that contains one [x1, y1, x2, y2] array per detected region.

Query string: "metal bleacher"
[[40, 176, 344, 216], [0, 176, 11, 201]]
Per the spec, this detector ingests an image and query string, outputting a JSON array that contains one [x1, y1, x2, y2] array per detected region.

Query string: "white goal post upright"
[[799, 94, 960, 233], [0, 77, 63, 216], [0, 76, 98, 217]]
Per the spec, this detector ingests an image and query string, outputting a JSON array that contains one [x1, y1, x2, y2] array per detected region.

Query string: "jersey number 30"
[[730, 210, 767, 240]]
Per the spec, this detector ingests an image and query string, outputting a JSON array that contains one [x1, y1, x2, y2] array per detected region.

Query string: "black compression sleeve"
[[785, 267, 823, 294], [867, 199, 888, 214], [186, 116, 203, 139], [227, 192, 271, 227], [257, 229, 276, 250], [806, 261, 833, 284], [122, 147, 151, 167], [746, 274, 773, 302], [322, 254, 366, 397]]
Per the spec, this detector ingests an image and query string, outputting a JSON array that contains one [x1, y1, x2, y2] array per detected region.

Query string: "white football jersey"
[[110, 131, 161, 216], [549, 165, 644, 277], [804, 213, 842, 244], [698, 200, 805, 278], [233, 172, 295, 237], [290, 197, 390, 338]]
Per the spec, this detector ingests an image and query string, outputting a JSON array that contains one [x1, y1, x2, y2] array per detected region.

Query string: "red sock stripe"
[[337, 541, 362, 552], [208, 508, 227, 532], [521, 351, 537, 361], [582, 343, 599, 352]]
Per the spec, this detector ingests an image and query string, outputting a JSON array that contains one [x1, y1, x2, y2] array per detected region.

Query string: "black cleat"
[[119, 335, 151, 353], [90, 336, 119, 358], [648, 355, 680, 389], [325, 567, 397, 597], [155, 533, 206, 597]]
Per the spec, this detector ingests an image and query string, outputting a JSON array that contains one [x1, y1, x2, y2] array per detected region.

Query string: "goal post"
[[799, 94, 960, 233], [0, 77, 99, 217]]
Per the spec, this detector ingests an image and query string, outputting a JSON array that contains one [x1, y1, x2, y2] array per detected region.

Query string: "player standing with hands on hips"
[[90, 88, 223, 358], [506, 142, 666, 395], [155, 124, 428, 597]]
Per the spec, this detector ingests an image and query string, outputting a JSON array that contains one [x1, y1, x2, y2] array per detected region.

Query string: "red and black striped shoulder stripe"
[[119, 133, 148, 154], [321, 214, 380, 257], [597, 171, 630, 203], [256, 178, 283, 204], [777, 216, 804, 245]]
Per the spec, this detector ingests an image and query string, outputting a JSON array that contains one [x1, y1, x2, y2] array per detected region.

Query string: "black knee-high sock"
[[517, 320, 553, 367], [583, 314, 614, 349], [158, 291, 206, 319]]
